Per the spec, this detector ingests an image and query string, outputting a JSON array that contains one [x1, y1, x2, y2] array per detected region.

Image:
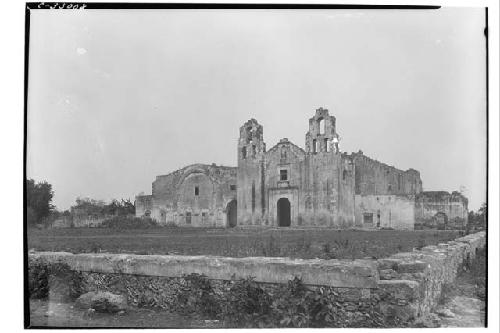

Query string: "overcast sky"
[[27, 8, 487, 210]]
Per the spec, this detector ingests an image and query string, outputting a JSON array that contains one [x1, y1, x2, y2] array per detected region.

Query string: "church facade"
[[135, 107, 468, 230]]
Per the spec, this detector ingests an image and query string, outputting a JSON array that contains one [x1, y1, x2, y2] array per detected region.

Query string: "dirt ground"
[[28, 299, 222, 328]]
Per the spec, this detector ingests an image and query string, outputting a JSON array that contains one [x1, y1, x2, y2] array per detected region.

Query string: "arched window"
[[318, 118, 325, 134]]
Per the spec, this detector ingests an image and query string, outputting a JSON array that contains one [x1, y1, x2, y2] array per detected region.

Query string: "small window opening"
[[194, 186, 199, 196], [312, 139, 318, 153], [242, 146, 247, 159], [280, 169, 288, 181], [230, 184, 236, 191], [324, 138, 329, 152], [343, 170, 347, 180], [252, 145, 256, 157], [388, 184, 392, 192], [363, 213, 373, 224], [319, 118, 325, 135]]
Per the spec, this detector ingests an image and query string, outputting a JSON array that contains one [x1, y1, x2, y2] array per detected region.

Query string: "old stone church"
[[135, 107, 468, 230]]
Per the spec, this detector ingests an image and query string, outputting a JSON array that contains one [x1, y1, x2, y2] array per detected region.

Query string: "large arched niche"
[[226, 199, 237, 227], [177, 172, 215, 210]]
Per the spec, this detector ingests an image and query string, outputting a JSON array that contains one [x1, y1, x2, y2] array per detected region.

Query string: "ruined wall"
[[135, 195, 153, 217], [376, 231, 485, 318], [144, 164, 237, 227], [352, 152, 422, 196], [414, 191, 468, 230], [354, 195, 415, 230]]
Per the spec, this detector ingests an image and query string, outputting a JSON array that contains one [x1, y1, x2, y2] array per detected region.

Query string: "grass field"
[[27, 227, 462, 259]]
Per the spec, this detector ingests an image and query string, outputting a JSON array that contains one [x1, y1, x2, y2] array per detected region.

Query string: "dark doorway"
[[277, 198, 291, 227], [227, 199, 237, 227]]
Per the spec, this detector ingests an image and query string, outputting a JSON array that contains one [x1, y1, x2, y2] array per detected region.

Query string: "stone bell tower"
[[305, 107, 340, 154], [237, 119, 266, 226]]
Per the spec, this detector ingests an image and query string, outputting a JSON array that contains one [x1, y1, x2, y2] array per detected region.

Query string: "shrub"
[[176, 273, 221, 317], [271, 277, 311, 327], [28, 260, 85, 301], [223, 277, 274, 327]]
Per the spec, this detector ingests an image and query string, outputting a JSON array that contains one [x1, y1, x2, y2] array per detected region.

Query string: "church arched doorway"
[[227, 199, 237, 227], [277, 198, 291, 227]]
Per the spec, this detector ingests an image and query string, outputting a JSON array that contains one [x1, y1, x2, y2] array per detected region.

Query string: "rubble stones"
[[75, 291, 127, 313]]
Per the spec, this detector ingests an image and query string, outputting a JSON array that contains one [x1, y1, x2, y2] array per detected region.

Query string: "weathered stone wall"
[[51, 216, 73, 228], [29, 252, 378, 288], [71, 215, 110, 228], [354, 195, 415, 230], [415, 191, 468, 229], [264, 138, 306, 227], [134, 195, 152, 217], [140, 164, 237, 227], [352, 152, 422, 196], [376, 231, 485, 319], [28, 231, 485, 323]]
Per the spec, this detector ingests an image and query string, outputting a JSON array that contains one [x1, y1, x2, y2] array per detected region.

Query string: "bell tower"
[[238, 119, 265, 161], [305, 107, 340, 154], [237, 119, 266, 225]]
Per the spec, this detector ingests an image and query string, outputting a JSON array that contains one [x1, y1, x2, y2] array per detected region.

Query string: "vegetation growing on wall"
[[28, 261, 85, 301]]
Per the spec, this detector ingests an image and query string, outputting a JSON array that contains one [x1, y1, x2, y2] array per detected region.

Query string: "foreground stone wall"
[[376, 231, 486, 319], [29, 231, 485, 323]]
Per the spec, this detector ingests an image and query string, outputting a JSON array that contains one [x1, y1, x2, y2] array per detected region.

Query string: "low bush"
[[223, 277, 274, 327], [170, 274, 398, 328], [28, 260, 85, 301], [176, 273, 222, 317]]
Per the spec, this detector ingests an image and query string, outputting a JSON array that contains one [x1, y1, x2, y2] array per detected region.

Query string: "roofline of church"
[[156, 163, 237, 179], [267, 138, 306, 155]]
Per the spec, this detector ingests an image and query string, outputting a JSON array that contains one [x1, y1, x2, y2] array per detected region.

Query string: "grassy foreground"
[[28, 227, 462, 259]]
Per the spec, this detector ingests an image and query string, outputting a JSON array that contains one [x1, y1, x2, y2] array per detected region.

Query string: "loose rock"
[[75, 291, 127, 313]]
